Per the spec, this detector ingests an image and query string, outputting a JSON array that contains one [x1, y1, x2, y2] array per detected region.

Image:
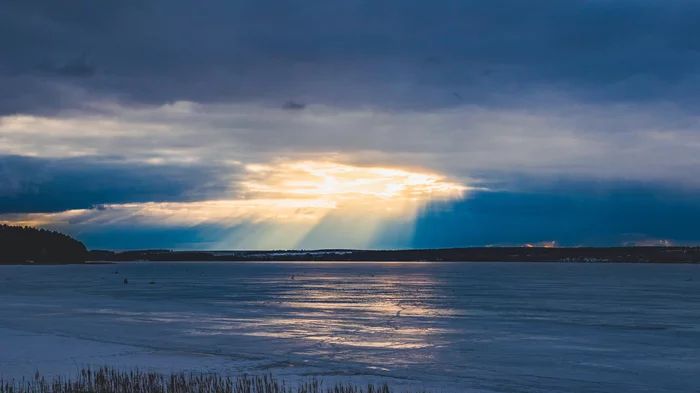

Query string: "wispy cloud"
[[2, 101, 699, 185]]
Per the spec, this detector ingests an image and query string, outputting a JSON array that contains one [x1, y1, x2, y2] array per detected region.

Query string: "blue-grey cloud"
[[2, 0, 700, 114], [0, 155, 230, 213], [32, 179, 700, 250], [412, 182, 700, 248], [282, 101, 306, 111], [71, 224, 229, 251], [4, 0, 700, 249]]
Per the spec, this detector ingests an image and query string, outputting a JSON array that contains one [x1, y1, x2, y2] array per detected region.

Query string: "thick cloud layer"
[[3, 1, 700, 248], [2, 0, 700, 114], [0, 155, 229, 213], [3, 102, 699, 185]]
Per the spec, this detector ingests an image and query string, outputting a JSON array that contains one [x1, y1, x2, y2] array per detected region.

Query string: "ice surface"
[[1, 262, 699, 392]]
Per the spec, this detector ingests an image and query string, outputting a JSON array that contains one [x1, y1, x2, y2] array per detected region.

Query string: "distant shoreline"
[[85, 247, 700, 264], [3, 247, 698, 266], [0, 261, 112, 266]]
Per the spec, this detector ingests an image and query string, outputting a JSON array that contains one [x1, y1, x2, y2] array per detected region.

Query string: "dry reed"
[[0, 367, 399, 393]]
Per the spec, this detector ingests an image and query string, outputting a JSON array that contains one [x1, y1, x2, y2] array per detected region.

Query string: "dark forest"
[[0, 225, 87, 264]]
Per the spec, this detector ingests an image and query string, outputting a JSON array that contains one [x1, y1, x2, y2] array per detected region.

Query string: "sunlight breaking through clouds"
[[1, 161, 468, 249], [241, 161, 467, 204], [4, 0, 700, 251]]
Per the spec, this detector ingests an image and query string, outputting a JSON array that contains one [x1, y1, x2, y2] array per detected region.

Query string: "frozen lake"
[[0, 262, 699, 392]]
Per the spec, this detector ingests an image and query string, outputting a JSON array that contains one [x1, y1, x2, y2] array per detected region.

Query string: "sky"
[[2, 0, 700, 250]]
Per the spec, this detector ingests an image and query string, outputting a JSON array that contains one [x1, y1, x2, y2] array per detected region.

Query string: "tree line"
[[0, 225, 87, 264], [89, 247, 700, 263]]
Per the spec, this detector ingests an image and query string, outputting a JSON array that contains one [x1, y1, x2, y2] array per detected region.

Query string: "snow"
[[1, 262, 699, 392]]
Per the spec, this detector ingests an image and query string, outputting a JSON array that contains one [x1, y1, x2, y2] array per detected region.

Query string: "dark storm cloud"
[[1, 0, 699, 114], [282, 100, 306, 111], [0, 155, 230, 213], [36, 56, 97, 78], [412, 182, 700, 248]]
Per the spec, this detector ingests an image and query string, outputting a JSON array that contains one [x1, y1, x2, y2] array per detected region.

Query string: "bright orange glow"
[[0, 160, 469, 249], [241, 160, 467, 205]]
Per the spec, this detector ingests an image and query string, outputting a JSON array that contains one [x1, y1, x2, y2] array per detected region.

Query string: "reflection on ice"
[[0, 262, 699, 393], [159, 272, 448, 351]]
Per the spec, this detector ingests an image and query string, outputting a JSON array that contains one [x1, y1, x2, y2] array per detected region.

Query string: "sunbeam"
[[1, 160, 468, 249]]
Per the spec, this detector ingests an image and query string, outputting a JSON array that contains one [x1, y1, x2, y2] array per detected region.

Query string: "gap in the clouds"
[[8, 156, 700, 250], [22, 182, 700, 250], [0, 160, 467, 250]]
